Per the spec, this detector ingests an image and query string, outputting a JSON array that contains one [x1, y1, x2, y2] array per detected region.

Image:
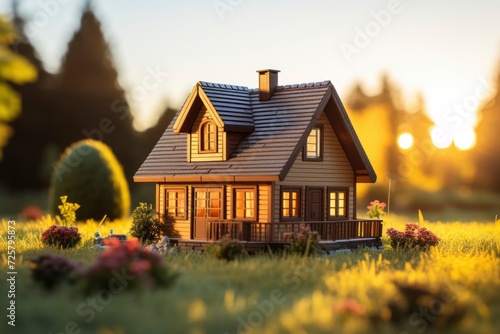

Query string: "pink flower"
[[334, 299, 366, 316], [129, 260, 151, 276], [126, 239, 141, 252]]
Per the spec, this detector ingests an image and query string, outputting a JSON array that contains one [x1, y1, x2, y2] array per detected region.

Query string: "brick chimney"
[[257, 69, 280, 101]]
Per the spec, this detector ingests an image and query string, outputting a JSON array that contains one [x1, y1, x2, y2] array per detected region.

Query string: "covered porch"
[[168, 219, 384, 252]]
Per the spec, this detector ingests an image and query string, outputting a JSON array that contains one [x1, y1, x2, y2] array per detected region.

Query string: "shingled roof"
[[134, 79, 376, 183]]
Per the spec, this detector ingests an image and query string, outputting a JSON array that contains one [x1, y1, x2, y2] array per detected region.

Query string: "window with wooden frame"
[[281, 187, 302, 221], [303, 125, 324, 161], [199, 120, 217, 153], [164, 187, 187, 220], [233, 187, 257, 220], [327, 188, 348, 219]]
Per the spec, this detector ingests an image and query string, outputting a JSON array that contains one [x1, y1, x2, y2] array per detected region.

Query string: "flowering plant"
[[57, 195, 80, 226], [334, 298, 366, 316], [386, 223, 440, 250], [81, 238, 176, 292], [283, 224, 320, 257], [41, 225, 82, 249], [367, 200, 386, 219], [30, 254, 81, 290], [21, 205, 44, 221]]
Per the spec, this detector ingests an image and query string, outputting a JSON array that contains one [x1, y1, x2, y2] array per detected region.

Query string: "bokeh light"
[[454, 127, 476, 150], [397, 132, 414, 150]]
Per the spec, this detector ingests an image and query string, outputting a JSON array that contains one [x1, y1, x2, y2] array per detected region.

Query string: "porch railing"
[[210, 220, 242, 240], [210, 219, 383, 242]]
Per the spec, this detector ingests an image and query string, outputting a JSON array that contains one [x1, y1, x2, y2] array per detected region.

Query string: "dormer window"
[[199, 121, 217, 153], [303, 125, 323, 161]]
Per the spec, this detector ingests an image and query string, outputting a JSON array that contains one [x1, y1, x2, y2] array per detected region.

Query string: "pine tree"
[[52, 1, 139, 186], [57, 1, 121, 96]]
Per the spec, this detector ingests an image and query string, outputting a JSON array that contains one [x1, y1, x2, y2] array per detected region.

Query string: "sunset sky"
[[1, 0, 500, 148]]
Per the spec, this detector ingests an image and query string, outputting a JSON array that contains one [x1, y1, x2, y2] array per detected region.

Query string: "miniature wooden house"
[[134, 69, 382, 250]]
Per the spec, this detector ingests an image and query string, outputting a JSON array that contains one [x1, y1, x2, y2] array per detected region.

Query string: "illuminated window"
[[281, 187, 301, 221], [327, 188, 347, 219], [165, 188, 186, 219], [200, 121, 217, 152], [304, 125, 323, 160], [234, 187, 256, 220]]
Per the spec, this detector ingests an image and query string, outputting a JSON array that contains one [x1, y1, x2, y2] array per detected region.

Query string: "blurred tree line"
[[345, 69, 500, 212], [1, 1, 499, 215], [0, 2, 176, 191]]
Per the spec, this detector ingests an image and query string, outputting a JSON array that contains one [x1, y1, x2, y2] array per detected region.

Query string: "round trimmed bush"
[[49, 139, 130, 220]]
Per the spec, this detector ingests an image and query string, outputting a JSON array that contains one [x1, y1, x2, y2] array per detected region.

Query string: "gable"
[[188, 106, 224, 162], [173, 84, 223, 134], [173, 82, 254, 134], [278, 88, 376, 183], [325, 89, 376, 183], [281, 112, 354, 186]]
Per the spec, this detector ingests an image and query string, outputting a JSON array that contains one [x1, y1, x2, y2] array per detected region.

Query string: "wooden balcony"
[[210, 219, 383, 242]]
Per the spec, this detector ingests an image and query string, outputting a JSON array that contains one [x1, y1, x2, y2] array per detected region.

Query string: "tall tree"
[[57, 1, 122, 96], [52, 1, 140, 186]]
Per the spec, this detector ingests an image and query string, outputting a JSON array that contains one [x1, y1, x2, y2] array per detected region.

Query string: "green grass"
[[1, 216, 499, 334]]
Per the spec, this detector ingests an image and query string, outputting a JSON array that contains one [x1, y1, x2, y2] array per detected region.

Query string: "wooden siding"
[[275, 112, 356, 221], [157, 184, 191, 239], [258, 184, 270, 223], [190, 107, 225, 162], [157, 183, 272, 239], [226, 184, 270, 223]]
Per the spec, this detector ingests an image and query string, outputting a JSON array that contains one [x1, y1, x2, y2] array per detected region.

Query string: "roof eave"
[[173, 83, 225, 134], [327, 86, 377, 183], [224, 125, 255, 133], [173, 85, 198, 134], [356, 173, 377, 183], [134, 175, 280, 183]]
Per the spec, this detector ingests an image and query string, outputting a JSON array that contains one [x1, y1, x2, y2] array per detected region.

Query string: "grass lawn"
[[1, 215, 499, 334]]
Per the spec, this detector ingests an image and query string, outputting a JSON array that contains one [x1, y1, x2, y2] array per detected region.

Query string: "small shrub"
[[41, 225, 82, 249], [208, 237, 247, 261], [81, 238, 176, 293], [129, 202, 162, 245], [30, 254, 81, 290], [386, 223, 440, 250], [283, 225, 321, 257], [367, 200, 386, 219]]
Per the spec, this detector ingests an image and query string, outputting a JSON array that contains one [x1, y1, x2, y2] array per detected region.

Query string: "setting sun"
[[430, 125, 477, 150], [454, 127, 476, 150], [397, 132, 414, 150]]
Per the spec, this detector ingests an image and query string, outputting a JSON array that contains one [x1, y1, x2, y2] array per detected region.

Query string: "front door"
[[306, 188, 324, 221], [193, 187, 223, 239]]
